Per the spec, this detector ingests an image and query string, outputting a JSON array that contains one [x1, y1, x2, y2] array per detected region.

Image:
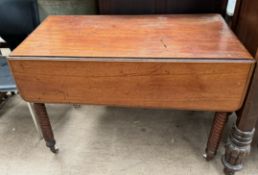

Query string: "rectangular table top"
[[10, 14, 252, 60], [8, 14, 254, 111]]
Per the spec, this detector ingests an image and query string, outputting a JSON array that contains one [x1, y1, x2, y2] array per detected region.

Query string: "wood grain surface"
[[10, 14, 252, 59], [9, 59, 253, 111], [9, 15, 254, 111]]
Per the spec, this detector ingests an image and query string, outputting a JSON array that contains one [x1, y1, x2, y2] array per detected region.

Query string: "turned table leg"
[[34, 103, 58, 153], [222, 124, 254, 175], [222, 51, 258, 174], [204, 112, 229, 161]]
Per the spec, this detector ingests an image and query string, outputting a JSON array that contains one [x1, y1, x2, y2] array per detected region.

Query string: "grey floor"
[[0, 95, 258, 175]]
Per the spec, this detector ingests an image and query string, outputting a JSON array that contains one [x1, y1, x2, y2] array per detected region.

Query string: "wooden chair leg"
[[222, 50, 258, 175], [34, 103, 58, 153], [222, 124, 254, 175], [204, 112, 229, 161]]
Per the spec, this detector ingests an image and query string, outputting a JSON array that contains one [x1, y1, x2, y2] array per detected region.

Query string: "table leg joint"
[[222, 124, 255, 174]]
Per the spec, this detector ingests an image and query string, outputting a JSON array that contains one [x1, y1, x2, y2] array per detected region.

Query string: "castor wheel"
[[49, 145, 59, 154], [203, 153, 215, 161], [46, 140, 58, 154]]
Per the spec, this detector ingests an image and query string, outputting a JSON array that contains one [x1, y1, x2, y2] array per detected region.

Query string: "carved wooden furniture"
[[225, 49, 258, 175], [8, 15, 254, 174], [228, 1, 258, 172]]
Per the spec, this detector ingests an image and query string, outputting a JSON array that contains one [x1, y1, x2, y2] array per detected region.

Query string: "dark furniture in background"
[[0, 0, 42, 137], [98, 0, 228, 14], [232, 0, 258, 57], [0, 0, 40, 50], [231, 0, 258, 162], [232, 0, 258, 140]]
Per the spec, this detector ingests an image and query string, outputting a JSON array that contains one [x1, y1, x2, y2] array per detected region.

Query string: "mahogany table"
[[8, 14, 255, 174]]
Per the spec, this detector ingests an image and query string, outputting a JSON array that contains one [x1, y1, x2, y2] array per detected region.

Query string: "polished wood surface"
[[9, 59, 253, 111], [205, 112, 229, 160], [11, 14, 252, 59], [98, 0, 227, 14], [233, 0, 258, 57], [33, 103, 58, 153], [9, 15, 254, 111]]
